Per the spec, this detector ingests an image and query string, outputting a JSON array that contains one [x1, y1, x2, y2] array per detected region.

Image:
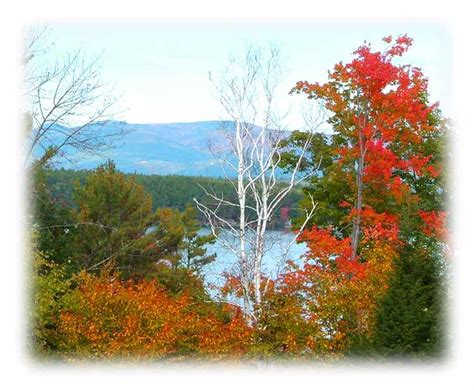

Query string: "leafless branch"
[[23, 27, 127, 171]]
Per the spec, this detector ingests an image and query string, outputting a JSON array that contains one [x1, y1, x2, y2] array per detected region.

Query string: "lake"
[[200, 228, 308, 289]]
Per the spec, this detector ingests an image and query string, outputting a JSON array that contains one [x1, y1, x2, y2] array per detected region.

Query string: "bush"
[[56, 271, 251, 361]]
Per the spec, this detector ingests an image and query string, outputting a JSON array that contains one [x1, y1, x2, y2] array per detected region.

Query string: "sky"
[[38, 21, 453, 128]]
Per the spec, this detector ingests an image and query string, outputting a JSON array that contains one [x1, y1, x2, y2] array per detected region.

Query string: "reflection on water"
[[200, 228, 308, 289]]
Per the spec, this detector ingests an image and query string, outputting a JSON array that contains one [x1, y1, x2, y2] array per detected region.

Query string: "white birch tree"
[[194, 46, 323, 325]]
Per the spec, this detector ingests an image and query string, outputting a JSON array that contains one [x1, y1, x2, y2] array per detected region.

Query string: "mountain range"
[[49, 120, 241, 176]]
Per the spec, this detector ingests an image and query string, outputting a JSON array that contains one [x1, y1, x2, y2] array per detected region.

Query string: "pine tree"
[[371, 240, 446, 357], [31, 166, 78, 272], [71, 161, 217, 292], [180, 204, 216, 274]]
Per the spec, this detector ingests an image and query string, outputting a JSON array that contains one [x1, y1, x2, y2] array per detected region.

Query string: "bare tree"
[[23, 26, 126, 171], [194, 46, 322, 325]]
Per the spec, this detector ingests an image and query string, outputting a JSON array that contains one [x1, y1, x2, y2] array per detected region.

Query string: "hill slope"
[[48, 120, 237, 176]]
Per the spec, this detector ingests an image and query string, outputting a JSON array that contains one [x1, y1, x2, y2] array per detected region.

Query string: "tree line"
[[39, 168, 303, 229]]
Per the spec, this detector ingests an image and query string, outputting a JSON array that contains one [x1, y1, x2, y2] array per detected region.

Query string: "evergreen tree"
[[369, 119, 449, 358], [31, 166, 78, 272], [71, 161, 170, 276], [71, 161, 217, 285], [371, 240, 446, 357], [180, 204, 216, 274], [145, 205, 216, 298]]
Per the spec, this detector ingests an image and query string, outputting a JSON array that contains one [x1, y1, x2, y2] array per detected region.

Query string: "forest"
[[26, 32, 450, 362], [39, 169, 303, 229]]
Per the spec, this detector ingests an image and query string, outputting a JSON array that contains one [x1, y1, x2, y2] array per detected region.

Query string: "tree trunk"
[[351, 155, 364, 260], [351, 121, 366, 261]]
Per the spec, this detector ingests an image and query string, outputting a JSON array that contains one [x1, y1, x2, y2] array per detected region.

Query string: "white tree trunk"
[[194, 46, 321, 325]]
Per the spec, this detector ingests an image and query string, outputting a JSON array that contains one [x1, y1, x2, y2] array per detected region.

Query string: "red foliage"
[[270, 35, 445, 353], [280, 206, 291, 223], [299, 226, 353, 264], [419, 210, 448, 241]]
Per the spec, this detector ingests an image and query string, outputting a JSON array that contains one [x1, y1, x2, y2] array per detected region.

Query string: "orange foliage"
[[57, 272, 251, 360]]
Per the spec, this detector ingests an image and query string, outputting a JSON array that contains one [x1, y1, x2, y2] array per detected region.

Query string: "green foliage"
[[56, 162, 216, 285], [180, 205, 216, 273], [29, 248, 71, 356], [370, 242, 446, 358], [30, 167, 78, 272], [368, 121, 449, 358], [145, 205, 216, 298], [253, 292, 318, 359], [279, 131, 352, 233], [43, 169, 302, 229], [70, 160, 163, 275], [147, 264, 208, 299]]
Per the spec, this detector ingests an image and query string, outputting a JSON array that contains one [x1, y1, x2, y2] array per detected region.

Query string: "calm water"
[[200, 228, 308, 288]]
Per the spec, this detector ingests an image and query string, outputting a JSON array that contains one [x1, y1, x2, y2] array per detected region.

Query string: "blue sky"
[[41, 21, 452, 128]]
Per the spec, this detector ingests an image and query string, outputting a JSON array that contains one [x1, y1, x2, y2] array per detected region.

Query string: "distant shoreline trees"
[[38, 168, 303, 230]]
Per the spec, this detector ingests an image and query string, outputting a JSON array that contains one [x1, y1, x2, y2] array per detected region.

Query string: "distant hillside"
[[43, 120, 247, 176]]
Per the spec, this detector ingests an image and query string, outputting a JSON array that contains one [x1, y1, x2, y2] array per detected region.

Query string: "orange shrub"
[[57, 272, 251, 361]]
